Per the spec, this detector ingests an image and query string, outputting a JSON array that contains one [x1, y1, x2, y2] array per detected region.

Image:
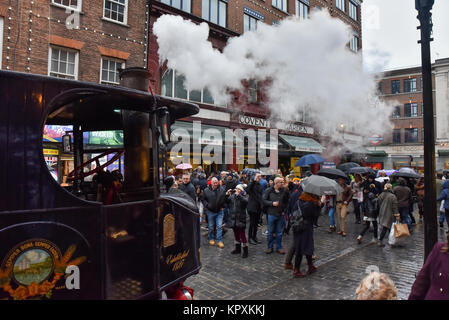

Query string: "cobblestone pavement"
[[185, 210, 448, 300]]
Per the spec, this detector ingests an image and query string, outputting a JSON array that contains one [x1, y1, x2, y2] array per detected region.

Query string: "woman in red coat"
[[409, 234, 449, 300]]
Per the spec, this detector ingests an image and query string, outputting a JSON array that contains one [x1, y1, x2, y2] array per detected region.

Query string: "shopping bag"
[[388, 222, 408, 246], [394, 222, 410, 238], [440, 200, 445, 213]]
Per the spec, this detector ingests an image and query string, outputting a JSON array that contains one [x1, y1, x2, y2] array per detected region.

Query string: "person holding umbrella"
[[336, 177, 353, 237]]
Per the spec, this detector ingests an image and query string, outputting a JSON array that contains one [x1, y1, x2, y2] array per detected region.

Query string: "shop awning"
[[438, 149, 449, 156], [279, 134, 324, 153]]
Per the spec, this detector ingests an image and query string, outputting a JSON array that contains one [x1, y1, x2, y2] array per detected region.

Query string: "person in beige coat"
[[377, 183, 400, 247]]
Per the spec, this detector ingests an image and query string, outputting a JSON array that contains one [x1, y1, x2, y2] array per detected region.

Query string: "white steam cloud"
[[153, 10, 394, 154]]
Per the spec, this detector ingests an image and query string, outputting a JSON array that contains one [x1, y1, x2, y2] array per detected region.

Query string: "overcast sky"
[[361, 0, 449, 72]]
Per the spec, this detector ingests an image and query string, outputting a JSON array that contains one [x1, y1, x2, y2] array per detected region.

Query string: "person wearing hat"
[[226, 184, 249, 258]]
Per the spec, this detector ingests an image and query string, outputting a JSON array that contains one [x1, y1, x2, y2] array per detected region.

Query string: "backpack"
[[290, 204, 308, 233]]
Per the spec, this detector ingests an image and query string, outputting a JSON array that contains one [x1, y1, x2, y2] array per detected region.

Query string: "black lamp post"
[[416, 0, 437, 261]]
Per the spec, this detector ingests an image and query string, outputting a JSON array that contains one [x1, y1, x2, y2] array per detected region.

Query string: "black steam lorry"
[[0, 68, 201, 300]]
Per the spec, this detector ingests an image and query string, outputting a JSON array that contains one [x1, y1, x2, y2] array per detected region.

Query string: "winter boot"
[[293, 268, 306, 278], [242, 246, 248, 258], [231, 243, 241, 254], [307, 263, 317, 275]]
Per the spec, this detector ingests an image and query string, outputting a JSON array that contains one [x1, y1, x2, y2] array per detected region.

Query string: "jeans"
[[399, 207, 412, 232], [445, 209, 449, 229], [353, 199, 361, 222], [223, 207, 230, 224], [248, 210, 260, 240], [233, 227, 247, 244], [379, 226, 390, 241], [336, 203, 348, 233], [267, 214, 284, 250], [359, 220, 378, 238], [207, 210, 224, 242], [328, 206, 336, 227]]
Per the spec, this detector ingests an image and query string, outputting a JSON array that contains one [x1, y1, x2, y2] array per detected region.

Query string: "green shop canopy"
[[279, 134, 324, 153]]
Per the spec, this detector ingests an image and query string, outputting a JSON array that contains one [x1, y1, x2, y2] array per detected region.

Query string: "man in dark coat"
[[178, 173, 196, 202], [247, 173, 263, 244], [263, 177, 289, 254], [202, 177, 227, 248]]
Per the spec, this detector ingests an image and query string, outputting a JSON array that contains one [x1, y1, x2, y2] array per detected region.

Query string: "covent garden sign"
[[238, 115, 314, 135]]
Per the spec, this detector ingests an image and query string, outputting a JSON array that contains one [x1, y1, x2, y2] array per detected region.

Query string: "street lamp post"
[[416, 0, 437, 261]]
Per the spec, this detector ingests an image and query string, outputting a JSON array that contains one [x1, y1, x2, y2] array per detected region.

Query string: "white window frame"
[[161, 69, 216, 106], [336, 0, 345, 12], [350, 35, 358, 53], [51, 0, 82, 11], [349, 1, 358, 21], [48, 46, 79, 80], [244, 13, 258, 32], [162, 0, 191, 13], [295, 0, 309, 19], [202, 0, 227, 27], [103, 0, 128, 25], [100, 57, 125, 85], [272, 0, 287, 13], [0, 17, 3, 69]]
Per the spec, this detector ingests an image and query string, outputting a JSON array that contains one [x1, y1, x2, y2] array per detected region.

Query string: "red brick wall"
[[0, 0, 146, 83]]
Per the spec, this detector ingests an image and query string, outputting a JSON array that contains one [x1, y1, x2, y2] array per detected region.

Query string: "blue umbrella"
[[295, 154, 325, 167]]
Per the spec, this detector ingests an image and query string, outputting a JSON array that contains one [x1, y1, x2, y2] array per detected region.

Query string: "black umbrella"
[[338, 162, 359, 172], [390, 171, 421, 179], [348, 166, 374, 175], [317, 168, 347, 179]]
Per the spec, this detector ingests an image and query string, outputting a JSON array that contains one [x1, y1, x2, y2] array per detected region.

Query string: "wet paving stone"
[[185, 211, 447, 300]]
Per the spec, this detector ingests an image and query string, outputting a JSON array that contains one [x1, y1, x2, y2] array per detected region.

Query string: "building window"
[[391, 80, 400, 94], [377, 82, 382, 94], [248, 79, 258, 103], [272, 0, 287, 12], [350, 36, 358, 53], [103, 0, 128, 24], [404, 103, 418, 118], [100, 58, 125, 85], [52, 0, 82, 11], [421, 102, 424, 116], [405, 128, 418, 143], [393, 129, 401, 144], [392, 106, 401, 118], [295, 0, 309, 19], [349, 1, 357, 21], [163, 0, 191, 13], [202, 0, 226, 27], [48, 46, 78, 79], [244, 13, 259, 32], [161, 69, 215, 105], [404, 78, 417, 93], [336, 0, 345, 12]]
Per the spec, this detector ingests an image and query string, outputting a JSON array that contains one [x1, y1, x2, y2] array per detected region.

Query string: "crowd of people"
[[161, 165, 449, 298]]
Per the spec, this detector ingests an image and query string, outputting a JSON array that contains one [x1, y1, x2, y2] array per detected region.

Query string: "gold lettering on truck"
[[163, 214, 176, 248]]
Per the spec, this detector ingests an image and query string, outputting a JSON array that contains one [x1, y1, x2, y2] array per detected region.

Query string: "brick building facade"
[[148, 0, 363, 173], [0, 0, 147, 83], [0, 0, 364, 175], [367, 58, 449, 171]]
